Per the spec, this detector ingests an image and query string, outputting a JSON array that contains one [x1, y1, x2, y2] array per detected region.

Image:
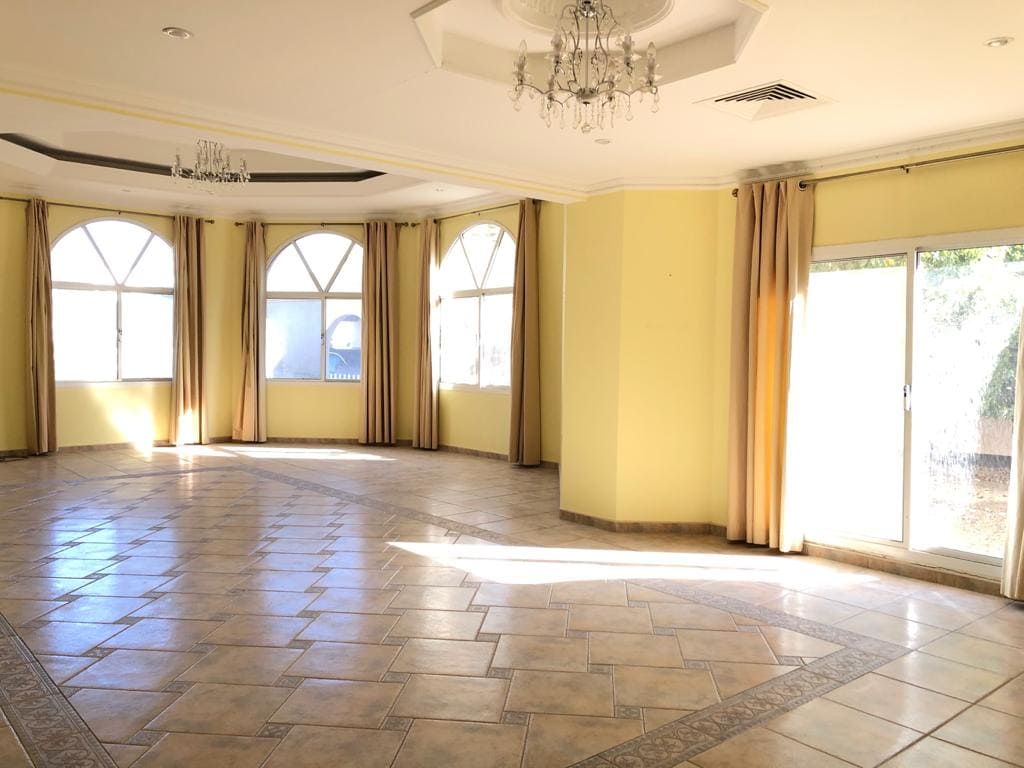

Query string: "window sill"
[[57, 379, 172, 385], [440, 383, 511, 394], [267, 379, 361, 385]]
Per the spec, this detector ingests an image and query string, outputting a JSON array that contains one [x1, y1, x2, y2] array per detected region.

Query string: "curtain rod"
[[0, 195, 215, 223], [434, 202, 519, 223], [232, 221, 414, 227], [729, 141, 1024, 197]]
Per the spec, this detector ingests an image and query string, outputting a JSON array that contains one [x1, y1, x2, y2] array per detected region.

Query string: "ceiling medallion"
[[171, 139, 250, 188], [511, 0, 660, 133]]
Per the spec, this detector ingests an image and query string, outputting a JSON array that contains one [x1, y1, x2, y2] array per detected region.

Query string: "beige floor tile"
[[306, 587, 399, 614], [69, 688, 177, 743], [649, 603, 736, 631], [677, 629, 777, 663], [270, 679, 401, 728], [641, 708, 691, 732], [392, 674, 508, 722], [390, 608, 483, 640], [313, 569, 397, 589], [550, 581, 628, 606], [263, 725, 403, 768], [979, 673, 1024, 717], [491, 635, 588, 672], [710, 662, 797, 698], [390, 586, 477, 611], [44, 596, 152, 623], [286, 641, 399, 681], [880, 736, 1015, 767], [761, 592, 864, 624], [103, 743, 148, 768], [203, 615, 311, 647], [0, 728, 32, 768], [758, 627, 842, 658], [37, 654, 97, 684], [66, 649, 203, 690], [766, 698, 921, 767], [0, 598, 63, 625], [960, 613, 1024, 649], [481, 607, 567, 637], [392, 720, 526, 768], [507, 670, 614, 716], [129, 593, 231, 620], [589, 631, 684, 667], [875, 651, 1010, 701], [390, 567, 467, 586], [934, 705, 1024, 764], [473, 583, 552, 608], [222, 591, 316, 616], [252, 553, 329, 571], [240, 571, 321, 592], [155, 573, 248, 595], [920, 633, 1024, 675], [21, 621, 126, 655], [523, 714, 643, 768], [132, 733, 277, 768], [825, 673, 968, 731], [626, 585, 689, 604], [147, 682, 289, 735], [836, 611, 947, 649], [691, 726, 854, 768], [568, 605, 653, 634], [101, 618, 222, 651], [390, 638, 496, 675], [297, 612, 399, 644], [875, 596, 984, 631], [177, 646, 303, 685], [614, 666, 719, 709], [72, 575, 172, 598]]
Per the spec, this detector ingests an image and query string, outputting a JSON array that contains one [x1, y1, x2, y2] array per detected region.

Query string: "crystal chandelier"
[[511, 0, 659, 133], [171, 139, 250, 187]]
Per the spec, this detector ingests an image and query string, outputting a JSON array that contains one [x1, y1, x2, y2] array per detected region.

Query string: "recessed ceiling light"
[[162, 26, 193, 40], [594, 138, 612, 145], [434, 187, 445, 192], [985, 36, 1014, 48]]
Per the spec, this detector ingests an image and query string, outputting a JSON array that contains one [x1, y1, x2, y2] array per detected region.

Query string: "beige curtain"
[[412, 219, 439, 449], [170, 216, 208, 446], [726, 180, 814, 552], [509, 199, 541, 466], [25, 199, 57, 455], [1002, 308, 1024, 599], [360, 221, 397, 445], [233, 222, 267, 443]]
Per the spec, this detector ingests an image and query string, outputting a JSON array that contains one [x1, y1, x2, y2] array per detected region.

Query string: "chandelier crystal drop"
[[510, 0, 660, 133], [171, 139, 250, 188]]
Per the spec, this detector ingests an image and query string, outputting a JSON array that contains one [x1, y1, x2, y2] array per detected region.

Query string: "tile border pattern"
[[0, 458, 917, 768], [0, 614, 116, 768]]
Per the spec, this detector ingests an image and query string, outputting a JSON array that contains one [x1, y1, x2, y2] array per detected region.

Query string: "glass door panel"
[[911, 245, 1024, 559], [799, 255, 908, 541]]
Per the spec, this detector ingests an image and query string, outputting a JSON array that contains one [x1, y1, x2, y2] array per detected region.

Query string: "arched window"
[[51, 220, 174, 381], [439, 222, 516, 388], [266, 232, 364, 381]]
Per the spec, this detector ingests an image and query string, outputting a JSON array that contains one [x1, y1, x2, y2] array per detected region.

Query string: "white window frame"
[[266, 231, 363, 383], [439, 221, 516, 392], [805, 226, 1024, 582], [51, 218, 174, 384]]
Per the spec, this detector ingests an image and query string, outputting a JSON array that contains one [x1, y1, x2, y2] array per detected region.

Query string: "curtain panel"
[[509, 199, 542, 466], [170, 215, 208, 446], [360, 220, 398, 445], [1003, 307, 1024, 599], [25, 199, 57, 455], [726, 180, 814, 552], [233, 221, 268, 443], [412, 219, 440, 450]]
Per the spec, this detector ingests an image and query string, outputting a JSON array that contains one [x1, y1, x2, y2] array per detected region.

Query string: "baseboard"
[[0, 448, 28, 460], [560, 509, 727, 535], [802, 541, 1002, 596], [438, 443, 559, 470], [265, 436, 360, 445]]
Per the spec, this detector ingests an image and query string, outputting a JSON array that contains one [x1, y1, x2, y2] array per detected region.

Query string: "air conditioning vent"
[[699, 81, 828, 121]]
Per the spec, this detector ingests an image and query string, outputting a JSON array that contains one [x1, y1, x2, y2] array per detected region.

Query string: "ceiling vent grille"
[[700, 81, 828, 121]]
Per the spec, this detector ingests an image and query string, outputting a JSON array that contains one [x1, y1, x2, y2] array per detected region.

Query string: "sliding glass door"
[[796, 235, 1024, 568], [911, 245, 1024, 560]]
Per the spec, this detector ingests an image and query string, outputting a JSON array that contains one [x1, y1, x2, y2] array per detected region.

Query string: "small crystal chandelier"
[[510, 0, 659, 133], [171, 139, 250, 187]]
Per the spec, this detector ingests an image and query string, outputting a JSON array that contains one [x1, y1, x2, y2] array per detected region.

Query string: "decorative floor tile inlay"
[[0, 446, 1016, 768]]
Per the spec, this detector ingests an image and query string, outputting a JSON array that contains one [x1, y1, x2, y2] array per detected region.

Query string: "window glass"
[[266, 232, 363, 381], [438, 223, 515, 388], [51, 220, 174, 382], [267, 299, 321, 379], [120, 293, 174, 379], [53, 288, 118, 381]]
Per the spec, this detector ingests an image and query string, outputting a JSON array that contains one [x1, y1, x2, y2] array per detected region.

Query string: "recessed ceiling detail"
[[413, 0, 766, 91], [0, 134, 385, 183]]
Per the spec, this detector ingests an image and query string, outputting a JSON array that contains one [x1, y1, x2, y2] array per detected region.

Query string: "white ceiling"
[[0, 0, 1022, 216]]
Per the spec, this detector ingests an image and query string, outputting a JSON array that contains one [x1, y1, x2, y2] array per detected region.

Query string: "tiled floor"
[[0, 443, 1020, 767]]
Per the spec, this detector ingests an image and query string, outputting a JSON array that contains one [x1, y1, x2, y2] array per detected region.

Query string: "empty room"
[[0, 1, 1023, 766]]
